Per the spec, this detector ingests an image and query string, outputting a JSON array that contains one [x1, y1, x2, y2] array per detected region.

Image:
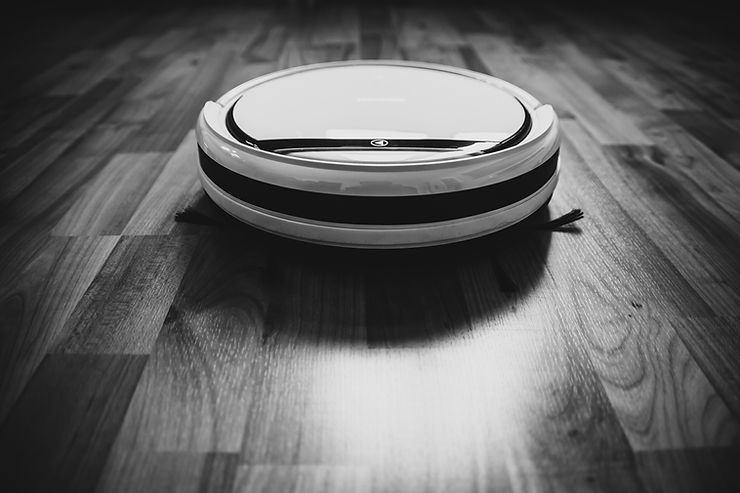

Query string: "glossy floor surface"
[[0, 4, 739, 492]]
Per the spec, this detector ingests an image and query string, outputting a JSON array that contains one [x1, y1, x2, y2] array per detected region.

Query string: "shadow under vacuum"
[[171, 192, 572, 346]]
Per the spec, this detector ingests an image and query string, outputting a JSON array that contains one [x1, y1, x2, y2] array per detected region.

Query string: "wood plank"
[[459, 45, 491, 74], [54, 235, 197, 354], [122, 48, 212, 103], [670, 316, 740, 417], [213, 36, 276, 96], [550, 40, 740, 229], [465, 34, 576, 118], [232, 466, 370, 493], [633, 133, 740, 232], [277, 39, 354, 70], [245, 24, 288, 62], [213, 62, 277, 99], [0, 95, 73, 148], [553, 128, 740, 449], [0, 126, 146, 344], [636, 448, 740, 493], [538, 7, 627, 61], [123, 132, 200, 236], [225, 239, 640, 492], [601, 58, 699, 111], [119, 49, 233, 152], [138, 28, 197, 59], [529, 58, 653, 145], [239, 254, 366, 466], [51, 152, 171, 236], [506, 462, 644, 493], [561, 120, 740, 318], [358, 4, 400, 60], [96, 452, 239, 493], [394, 8, 465, 49], [0, 236, 116, 422], [475, 7, 548, 52], [665, 110, 740, 170], [401, 45, 467, 69], [609, 33, 740, 119], [46, 35, 150, 97], [451, 238, 638, 488], [0, 78, 136, 203], [688, 59, 740, 93], [0, 354, 146, 493], [0, 123, 143, 278], [632, 120, 740, 229], [104, 234, 268, 453], [19, 49, 101, 99], [359, 32, 401, 60], [307, 6, 360, 47], [445, 9, 491, 35], [9, 10, 142, 99]]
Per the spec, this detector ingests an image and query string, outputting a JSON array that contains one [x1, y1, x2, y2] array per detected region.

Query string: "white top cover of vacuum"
[[195, 61, 560, 248], [229, 64, 527, 163]]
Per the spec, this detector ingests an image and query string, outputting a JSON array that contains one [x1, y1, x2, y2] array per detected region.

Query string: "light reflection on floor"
[[312, 324, 560, 485]]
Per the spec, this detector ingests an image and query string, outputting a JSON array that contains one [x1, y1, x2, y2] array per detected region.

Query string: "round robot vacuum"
[[195, 60, 560, 248]]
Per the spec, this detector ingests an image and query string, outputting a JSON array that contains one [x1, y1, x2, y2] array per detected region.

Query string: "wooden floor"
[[1, 3, 739, 492]]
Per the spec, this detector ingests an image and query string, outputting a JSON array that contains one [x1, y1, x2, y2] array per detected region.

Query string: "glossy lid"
[[228, 64, 529, 163]]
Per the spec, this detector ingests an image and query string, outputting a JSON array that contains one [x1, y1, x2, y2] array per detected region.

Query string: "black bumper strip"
[[198, 146, 558, 225]]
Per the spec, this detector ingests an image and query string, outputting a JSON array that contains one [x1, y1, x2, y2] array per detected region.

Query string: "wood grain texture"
[[232, 466, 370, 493], [109, 234, 268, 453], [97, 452, 239, 493], [0, 236, 117, 422], [54, 235, 198, 354], [554, 129, 740, 449], [0, 78, 136, 203], [1, 4, 739, 493], [51, 152, 171, 236], [635, 447, 740, 493], [0, 354, 146, 493], [122, 132, 201, 235]]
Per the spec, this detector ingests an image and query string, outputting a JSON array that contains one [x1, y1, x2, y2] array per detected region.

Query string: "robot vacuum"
[[195, 61, 560, 248]]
